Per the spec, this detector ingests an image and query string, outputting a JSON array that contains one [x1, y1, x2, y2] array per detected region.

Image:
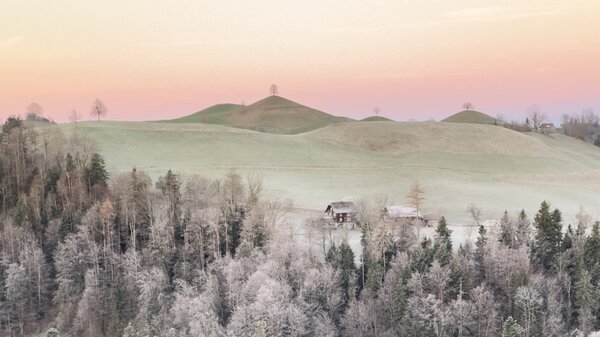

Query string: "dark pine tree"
[[433, 217, 453, 266], [474, 224, 487, 285], [516, 209, 531, 248], [584, 221, 600, 286], [532, 201, 563, 275], [85, 153, 109, 193], [499, 210, 514, 248]]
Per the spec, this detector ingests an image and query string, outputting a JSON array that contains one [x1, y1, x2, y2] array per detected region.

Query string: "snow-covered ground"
[[280, 209, 490, 264]]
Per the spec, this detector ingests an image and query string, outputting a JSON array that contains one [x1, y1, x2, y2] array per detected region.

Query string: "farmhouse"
[[540, 123, 555, 131], [384, 205, 423, 222], [324, 201, 356, 225]]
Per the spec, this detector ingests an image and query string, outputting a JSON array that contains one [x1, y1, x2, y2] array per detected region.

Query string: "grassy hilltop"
[[443, 109, 500, 125], [164, 95, 353, 134]]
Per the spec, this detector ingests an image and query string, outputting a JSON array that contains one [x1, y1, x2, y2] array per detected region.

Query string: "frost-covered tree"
[[74, 269, 101, 337], [5, 263, 28, 335], [169, 281, 224, 337], [471, 285, 498, 337], [54, 231, 93, 329], [575, 269, 595, 335], [228, 276, 308, 337], [427, 261, 451, 302], [542, 278, 566, 337], [502, 316, 522, 337], [514, 285, 542, 337], [485, 245, 530, 314], [515, 210, 531, 247], [449, 295, 475, 337]]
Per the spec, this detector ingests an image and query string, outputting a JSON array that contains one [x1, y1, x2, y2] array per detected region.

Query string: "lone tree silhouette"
[[91, 99, 107, 121], [373, 107, 380, 116], [25, 102, 44, 120], [462, 102, 474, 111], [270, 84, 279, 96]]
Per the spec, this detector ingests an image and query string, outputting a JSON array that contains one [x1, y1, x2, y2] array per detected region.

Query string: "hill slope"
[[44, 120, 600, 222], [165, 95, 353, 134], [443, 110, 499, 125], [168, 103, 243, 124]]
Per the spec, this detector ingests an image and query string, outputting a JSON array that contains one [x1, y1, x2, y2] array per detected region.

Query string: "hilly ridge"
[[165, 95, 353, 134]]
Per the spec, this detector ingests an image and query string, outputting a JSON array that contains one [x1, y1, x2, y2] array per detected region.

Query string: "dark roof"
[[326, 201, 356, 213]]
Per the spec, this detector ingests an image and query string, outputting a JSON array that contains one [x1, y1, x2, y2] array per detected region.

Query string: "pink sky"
[[1, 1, 599, 123]]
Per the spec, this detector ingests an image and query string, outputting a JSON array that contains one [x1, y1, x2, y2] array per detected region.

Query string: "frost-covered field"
[[49, 120, 600, 224]]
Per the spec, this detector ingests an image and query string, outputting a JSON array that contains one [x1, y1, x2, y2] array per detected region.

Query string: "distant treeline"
[[502, 107, 600, 146]]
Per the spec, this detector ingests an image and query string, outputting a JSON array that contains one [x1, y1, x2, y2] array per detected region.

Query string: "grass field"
[[44, 120, 600, 225]]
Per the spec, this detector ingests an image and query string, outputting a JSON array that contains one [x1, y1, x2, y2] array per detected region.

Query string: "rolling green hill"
[[360, 116, 393, 122], [39, 120, 600, 222], [442, 110, 500, 125], [164, 95, 354, 134]]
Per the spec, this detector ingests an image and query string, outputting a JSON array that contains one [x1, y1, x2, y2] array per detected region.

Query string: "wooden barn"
[[324, 201, 356, 226], [383, 205, 423, 223]]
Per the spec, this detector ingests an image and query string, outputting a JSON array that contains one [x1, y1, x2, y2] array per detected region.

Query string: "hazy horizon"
[[2, 0, 599, 123]]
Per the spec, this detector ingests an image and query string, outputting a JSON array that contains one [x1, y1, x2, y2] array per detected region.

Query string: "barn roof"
[[386, 205, 421, 218], [327, 201, 356, 213]]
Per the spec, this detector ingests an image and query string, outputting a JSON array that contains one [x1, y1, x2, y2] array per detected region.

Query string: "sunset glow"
[[1, 0, 599, 122]]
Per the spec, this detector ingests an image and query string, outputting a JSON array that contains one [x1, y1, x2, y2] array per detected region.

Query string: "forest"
[[1, 117, 600, 337]]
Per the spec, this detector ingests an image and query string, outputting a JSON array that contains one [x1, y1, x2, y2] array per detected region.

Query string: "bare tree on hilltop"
[[462, 102, 474, 111], [91, 99, 107, 121], [25, 102, 44, 120], [373, 107, 380, 116], [270, 84, 279, 96], [528, 105, 546, 131]]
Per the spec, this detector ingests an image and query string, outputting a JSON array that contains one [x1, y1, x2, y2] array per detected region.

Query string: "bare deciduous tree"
[[90, 99, 107, 121], [468, 203, 482, 227], [514, 285, 542, 337], [69, 108, 82, 127], [373, 107, 381, 116], [269, 84, 279, 96], [25, 102, 44, 120], [407, 181, 426, 238], [246, 174, 264, 209], [528, 105, 546, 131], [462, 102, 474, 111], [407, 182, 425, 215]]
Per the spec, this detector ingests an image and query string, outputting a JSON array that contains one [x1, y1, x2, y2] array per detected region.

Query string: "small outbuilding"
[[324, 201, 356, 225], [384, 205, 423, 223]]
